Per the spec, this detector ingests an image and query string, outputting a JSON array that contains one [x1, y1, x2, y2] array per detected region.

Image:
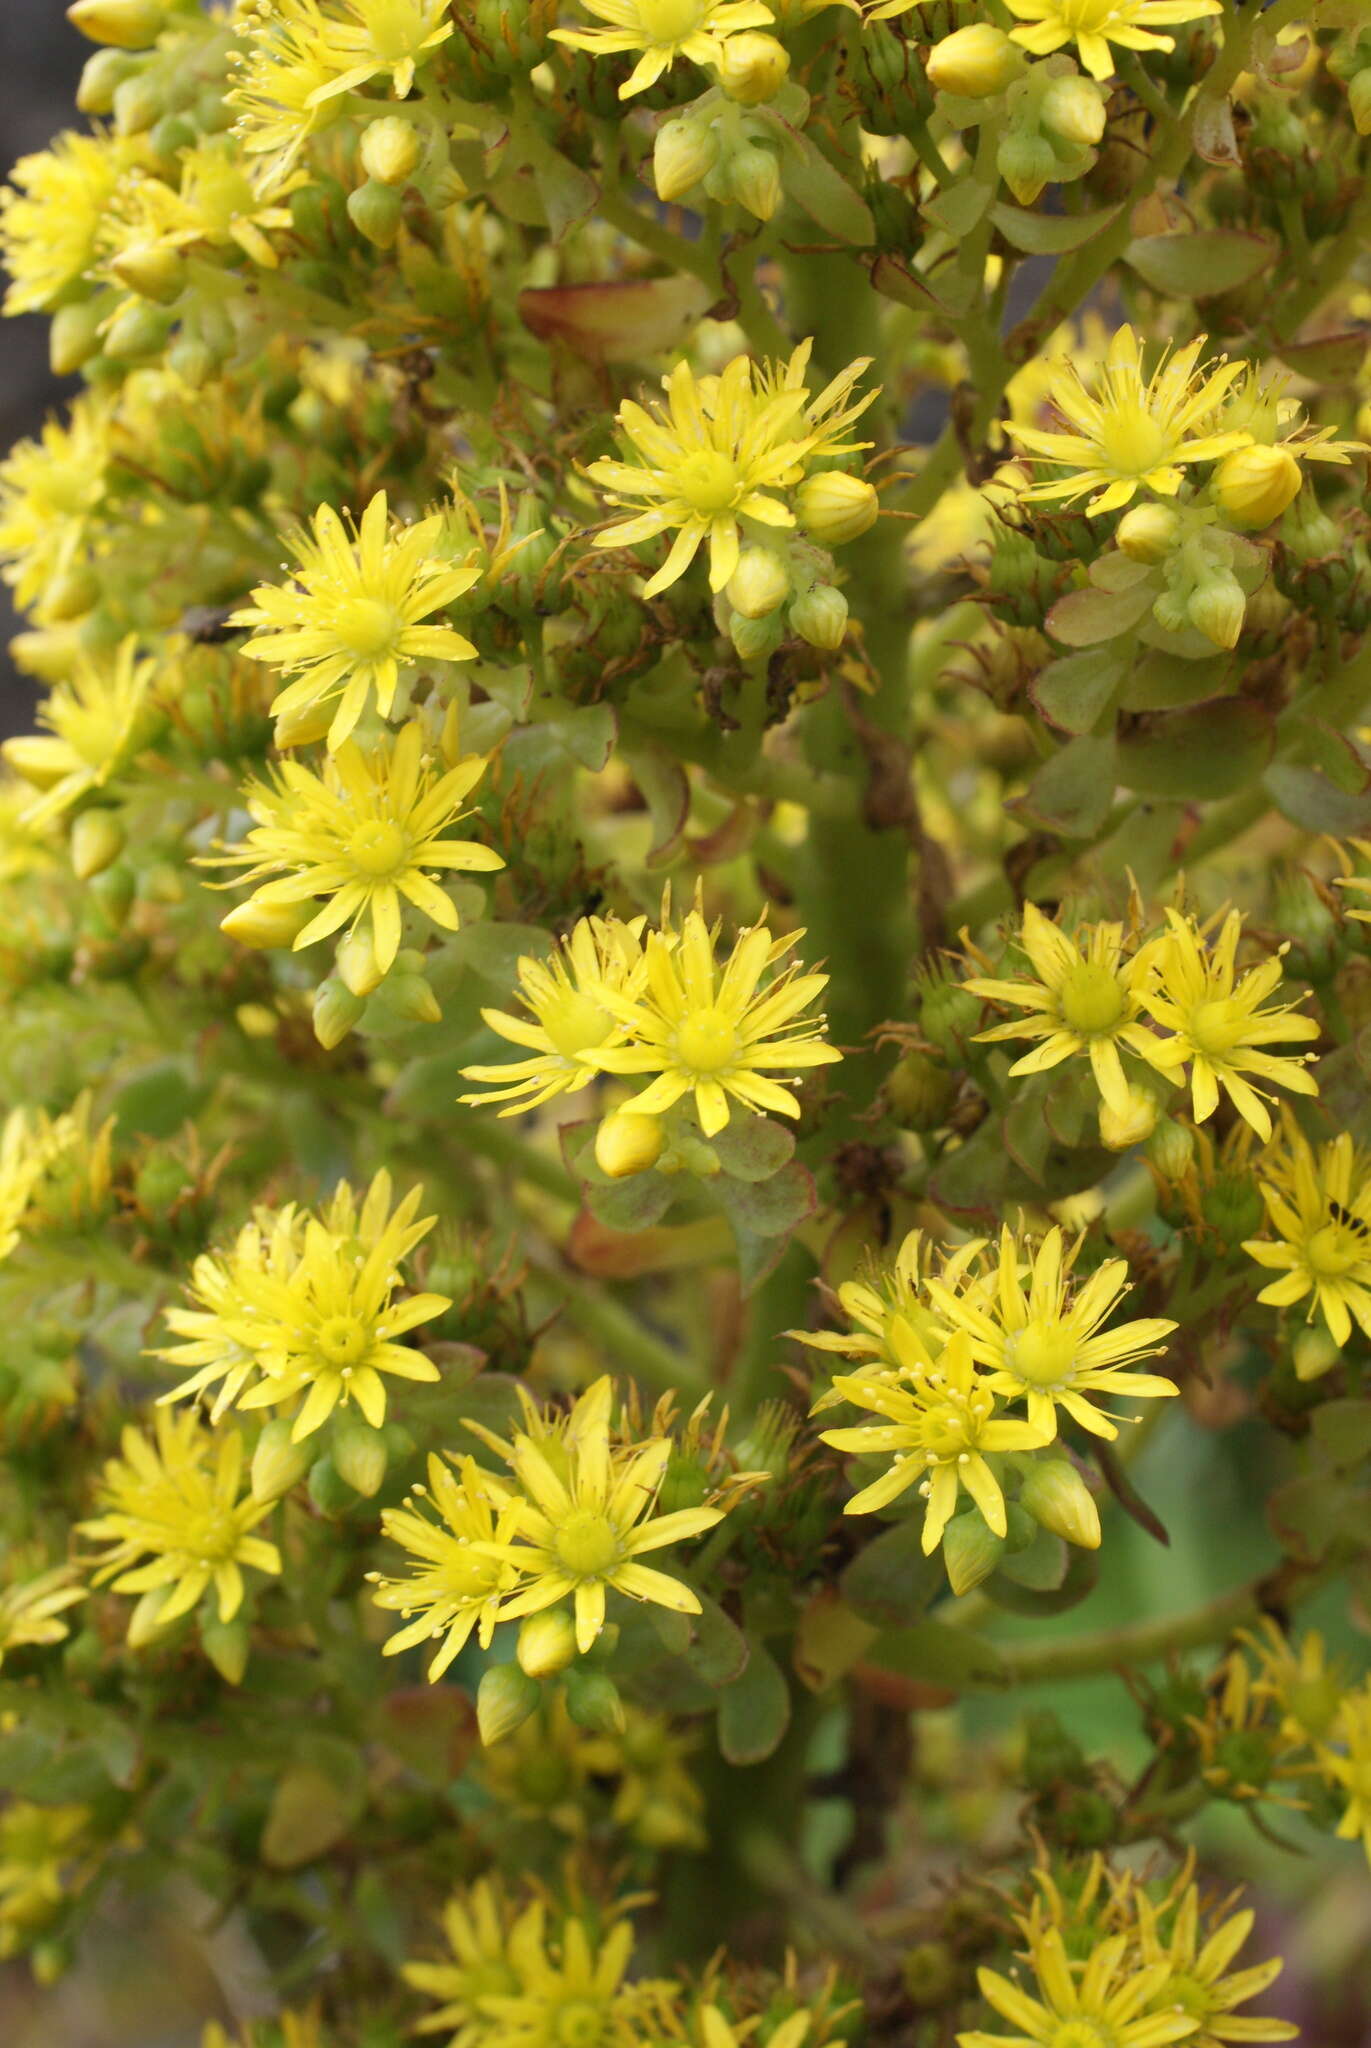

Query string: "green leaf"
[[926, 179, 994, 238], [261, 1743, 367, 1868], [713, 1160, 817, 1293], [446, 920, 553, 991], [112, 1060, 208, 1138], [718, 1640, 792, 1764], [621, 740, 690, 868], [680, 1591, 750, 1687], [1267, 1470, 1367, 1564], [560, 1119, 680, 1233], [1012, 735, 1117, 839], [1116, 700, 1273, 800], [772, 120, 874, 244], [1310, 1398, 1371, 1472], [376, 1687, 479, 1784], [1123, 229, 1276, 298], [997, 1525, 1068, 1591], [985, 1544, 1099, 1616], [991, 201, 1121, 254], [709, 1115, 795, 1183], [840, 1519, 944, 1627], [1031, 649, 1127, 735], [869, 252, 976, 319], [533, 699, 618, 771], [866, 1619, 1006, 1690], [1119, 647, 1236, 711], [1046, 580, 1156, 648], [1264, 764, 1371, 837]]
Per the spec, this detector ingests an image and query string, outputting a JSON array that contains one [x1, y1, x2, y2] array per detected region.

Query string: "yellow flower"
[[1140, 910, 1319, 1140], [965, 903, 1171, 1117], [587, 344, 873, 597], [590, 904, 841, 1137], [302, 0, 455, 103], [0, 395, 109, 615], [112, 138, 302, 271], [1242, 1120, 1371, 1349], [156, 1172, 450, 1439], [204, 2011, 329, 2048], [459, 913, 650, 1115], [0, 1093, 115, 1259], [583, 1706, 707, 1851], [551, 0, 775, 98], [959, 1925, 1198, 2048], [228, 0, 358, 180], [819, 1326, 1051, 1546], [926, 1226, 1177, 1443], [371, 1454, 523, 1681], [0, 1803, 92, 1957], [793, 1231, 987, 1402], [1133, 1871, 1297, 2046], [1318, 1685, 1371, 1868], [479, 1376, 726, 1654], [0, 130, 142, 314], [229, 492, 479, 751], [1005, 325, 1250, 515], [80, 1411, 281, 1637], [402, 1877, 528, 2045], [1002, 0, 1221, 82], [0, 775, 59, 885], [0, 1563, 84, 1670], [699, 2012, 814, 2048], [211, 720, 503, 980], [2, 637, 159, 825]]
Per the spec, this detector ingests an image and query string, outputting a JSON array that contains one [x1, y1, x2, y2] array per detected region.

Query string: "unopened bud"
[[336, 925, 386, 998], [594, 1109, 666, 1179], [516, 1610, 579, 1679], [728, 142, 781, 222], [716, 31, 790, 104], [927, 23, 1023, 98], [346, 178, 404, 249], [332, 1412, 388, 1497], [1213, 444, 1303, 529], [3, 734, 70, 791], [790, 583, 848, 650], [1041, 73, 1107, 146], [477, 1662, 541, 1746], [1348, 67, 1371, 136], [251, 1417, 314, 1501], [1018, 1458, 1102, 1550], [112, 68, 163, 136], [1146, 1116, 1194, 1181], [1116, 502, 1181, 562], [997, 130, 1057, 207], [726, 545, 790, 620], [796, 470, 879, 546], [729, 610, 783, 661], [76, 46, 139, 113], [654, 114, 720, 202], [885, 1048, 957, 1131], [564, 1667, 627, 1734], [70, 809, 125, 880], [941, 1509, 1005, 1596], [109, 239, 184, 304], [68, 0, 165, 49], [42, 564, 100, 622], [1187, 571, 1246, 649], [1292, 1325, 1340, 1383], [50, 300, 106, 376], [1098, 1085, 1157, 1151], [221, 896, 313, 951], [201, 1611, 250, 1686], [378, 972, 443, 1027], [101, 300, 174, 361], [313, 975, 366, 1050], [360, 115, 422, 186]]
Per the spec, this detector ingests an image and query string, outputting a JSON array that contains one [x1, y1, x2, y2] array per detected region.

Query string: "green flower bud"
[[102, 300, 175, 361], [109, 239, 184, 304], [516, 1610, 579, 1679], [1213, 445, 1303, 529], [564, 1667, 627, 1734], [1279, 489, 1340, 563], [726, 545, 790, 620], [1116, 502, 1181, 562], [884, 1048, 957, 1131], [997, 130, 1057, 207], [347, 178, 404, 249], [112, 68, 164, 136], [796, 470, 879, 546], [594, 1109, 666, 1178], [336, 925, 385, 999], [149, 112, 199, 164], [42, 563, 100, 623], [919, 975, 983, 1057], [1040, 73, 1107, 146], [790, 583, 848, 650], [252, 1417, 315, 1502], [1187, 571, 1245, 649], [201, 1611, 250, 1686], [1201, 1170, 1264, 1249], [70, 809, 125, 881], [729, 609, 784, 660], [360, 115, 423, 186], [76, 46, 140, 113], [89, 860, 135, 928], [928, 24, 1023, 98], [1057, 1787, 1117, 1848], [308, 1451, 355, 1517], [50, 300, 106, 376], [1098, 1085, 1157, 1151], [332, 1412, 388, 1497], [1146, 1116, 1194, 1181], [1292, 1325, 1340, 1383], [313, 975, 366, 1050], [477, 1662, 542, 1746], [68, 0, 165, 49], [1350, 67, 1371, 136], [727, 142, 781, 223], [942, 1509, 1004, 1596], [221, 897, 312, 950], [654, 113, 720, 202], [716, 31, 790, 104], [1018, 1458, 1101, 1550], [372, 972, 443, 1028], [903, 1941, 958, 2009]]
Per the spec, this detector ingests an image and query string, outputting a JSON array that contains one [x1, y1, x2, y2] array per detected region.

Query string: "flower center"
[[334, 595, 403, 659], [553, 2000, 608, 2048], [544, 991, 614, 1062], [675, 449, 742, 515], [1306, 1222, 1366, 1278], [553, 1508, 622, 1579], [38, 460, 99, 518], [675, 1005, 738, 1073], [1185, 996, 1248, 1058], [1005, 1318, 1079, 1388], [180, 1506, 242, 1564], [922, 1407, 981, 1459], [636, 0, 708, 45], [441, 1550, 503, 1600], [347, 818, 409, 876], [369, 0, 438, 57], [315, 1313, 370, 1367], [1097, 401, 1171, 478], [1046, 2024, 1116, 2048], [1057, 960, 1128, 1036], [1055, 0, 1121, 29]]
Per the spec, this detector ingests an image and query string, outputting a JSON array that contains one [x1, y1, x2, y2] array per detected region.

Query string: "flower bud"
[[332, 1412, 388, 1498], [726, 545, 790, 620], [252, 1418, 314, 1501], [1292, 1325, 1340, 1383], [1116, 501, 1181, 562], [927, 23, 1023, 98], [112, 68, 163, 136], [1041, 73, 1107, 146], [884, 1048, 957, 1131], [1213, 444, 1303, 529], [654, 113, 720, 202], [50, 300, 106, 376], [997, 130, 1057, 207], [790, 584, 848, 650], [336, 925, 386, 999], [942, 1510, 1005, 1596], [347, 178, 404, 249], [4, 734, 71, 791], [477, 1662, 542, 1746], [716, 31, 790, 104], [795, 470, 879, 546], [516, 1610, 579, 1679], [377, 971, 443, 1027], [313, 975, 366, 1050], [221, 897, 313, 951], [594, 1109, 665, 1179], [109, 239, 184, 304], [76, 46, 139, 113], [201, 1611, 250, 1686], [360, 115, 422, 186], [564, 1667, 627, 1734], [727, 142, 782, 222], [68, 0, 165, 49], [101, 300, 174, 361], [1146, 1116, 1194, 1181], [70, 809, 125, 881], [1098, 1085, 1157, 1151], [1018, 1458, 1101, 1550], [1349, 67, 1371, 136], [1187, 571, 1246, 649], [729, 610, 783, 661]]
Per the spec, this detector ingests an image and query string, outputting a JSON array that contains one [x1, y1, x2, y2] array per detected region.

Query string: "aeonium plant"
[[0, 0, 1369, 2039]]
